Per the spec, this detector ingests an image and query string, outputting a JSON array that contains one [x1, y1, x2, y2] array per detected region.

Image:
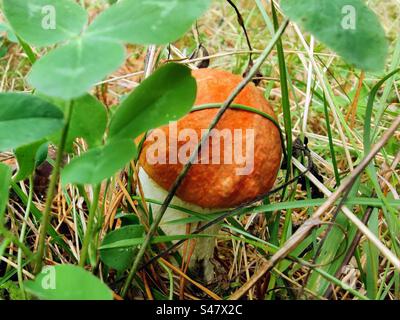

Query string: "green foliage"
[[100, 234, 212, 250], [86, 0, 211, 45], [61, 139, 137, 185], [0, 163, 12, 221], [364, 210, 379, 299], [24, 265, 113, 300], [14, 140, 48, 182], [0, 281, 26, 300], [281, 0, 388, 72], [100, 225, 145, 271], [109, 63, 197, 141], [64, 94, 107, 149], [115, 213, 140, 227], [1, 0, 211, 300], [0, 93, 64, 152], [3, 0, 88, 47], [28, 38, 125, 99], [43, 94, 108, 151], [4, 0, 210, 99]]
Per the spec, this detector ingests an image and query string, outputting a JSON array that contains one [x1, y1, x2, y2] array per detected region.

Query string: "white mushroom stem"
[[138, 168, 221, 283]]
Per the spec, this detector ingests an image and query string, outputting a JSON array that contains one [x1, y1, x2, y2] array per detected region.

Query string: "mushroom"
[[138, 68, 282, 283]]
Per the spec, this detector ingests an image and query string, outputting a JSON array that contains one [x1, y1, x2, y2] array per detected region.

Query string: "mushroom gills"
[[138, 168, 221, 284]]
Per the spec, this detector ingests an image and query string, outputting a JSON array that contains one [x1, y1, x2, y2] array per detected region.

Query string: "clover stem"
[[79, 184, 101, 267], [34, 101, 73, 274], [17, 175, 34, 299]]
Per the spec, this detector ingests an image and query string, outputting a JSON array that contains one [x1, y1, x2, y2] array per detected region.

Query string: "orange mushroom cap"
[[139, 68, 282, 209]]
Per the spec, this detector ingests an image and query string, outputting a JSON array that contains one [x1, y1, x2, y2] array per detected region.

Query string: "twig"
[[226, 0, 254, 63]]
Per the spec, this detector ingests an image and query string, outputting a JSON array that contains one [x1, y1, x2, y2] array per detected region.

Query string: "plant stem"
[[158, 261, 174, 300], [120, 18, 290, 298], [34, 101, 73, 274], [17, 176, 33, 299], [79, 184, 101, 267], [0, 226, 34, 259]]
